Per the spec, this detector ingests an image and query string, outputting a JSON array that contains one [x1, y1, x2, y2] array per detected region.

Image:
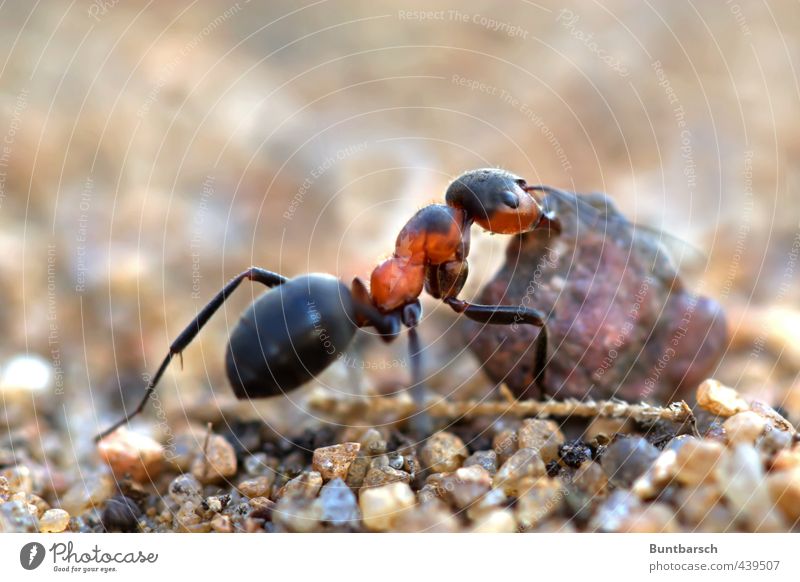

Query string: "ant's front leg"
[[96, 267, 287, 442], [445, 297, 549, 394]]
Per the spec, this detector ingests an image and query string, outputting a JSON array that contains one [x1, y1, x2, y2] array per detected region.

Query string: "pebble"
[[1, 465, 33, 495], [716, 443, 786, 532], [102, 495, 141, 532], [493, 448, 547, 496], [618, 502, 678, 532], [466, 488, 508, 521], [632, 448, 679, 499], [572, 461, 608, 497], [559, 440, 593, 468], [759, 428, 793, 457], [440, 465, 492, 509], [464, 450, 498, 475], [697, 379, 749, 416], [601, 437, 660, 488], [771, 446, 800, 472], [97, 428, 164, 482], [515, 478, 564, 531], [168, 474, 203, 504], [470, 509, 517, 533], [767, 469, 800, 522], [317, 478, 360, 526], [359, 428, 388, 456], [674, 484, 723, 527], [517, 419, 565, 463], [61, 473, 113, 515], [243, 453, 272, 476], [345, 457, 370, 489], [589, 490, 641, 532], [273, 496, 323, 533], [312, 442, 360, 481], [723, 411, 766, 445], [362, 466, 411, 489], [492, 429, 518, 464], [39, 508, 70, 533], [393, 499, 459, 533], [211, 514, 233, 533], [0, 475, 9, 501], [359, 482, 416, 532], [279, 471, 323, 500], [673, 439, 725, 485], [0, 500, 39, 532], [585, 417, 633, 441], [248, 497, 275, 520], [238, 475, 275, 499], [191, 434, 237, 483], [420, 432, 467, 473]]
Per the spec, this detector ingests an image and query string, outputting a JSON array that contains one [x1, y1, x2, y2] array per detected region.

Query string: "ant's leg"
[[445, 297, 549, 393], [95, 267, 287, 442], [401, 301, 433, 437]]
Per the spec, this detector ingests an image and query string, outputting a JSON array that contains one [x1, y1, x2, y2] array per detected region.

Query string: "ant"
[[96, 168, 561, 442]]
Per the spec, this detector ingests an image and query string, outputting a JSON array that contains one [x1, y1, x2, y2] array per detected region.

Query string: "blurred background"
[[1, 0, 798, 465]]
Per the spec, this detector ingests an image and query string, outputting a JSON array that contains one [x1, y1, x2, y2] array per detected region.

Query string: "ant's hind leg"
[[445, 297, 549, 394], [95, 267, 287, 442]]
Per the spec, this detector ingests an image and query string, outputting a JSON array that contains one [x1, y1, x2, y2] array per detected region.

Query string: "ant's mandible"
[[96, 168, 561, 441]]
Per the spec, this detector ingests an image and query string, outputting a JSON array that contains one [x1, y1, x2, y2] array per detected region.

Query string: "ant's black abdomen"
[[225, 274, 357, 400]]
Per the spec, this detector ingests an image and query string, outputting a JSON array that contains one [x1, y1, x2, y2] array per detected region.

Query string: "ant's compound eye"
[[499, 190, 520, 209], [515, 178, 528, 189]]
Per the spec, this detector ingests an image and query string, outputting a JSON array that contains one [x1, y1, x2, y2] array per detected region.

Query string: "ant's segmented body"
[[96, 168, 561, 441]]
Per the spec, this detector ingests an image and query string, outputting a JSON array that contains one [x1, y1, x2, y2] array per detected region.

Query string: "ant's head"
[[445, 168, 559, 235]]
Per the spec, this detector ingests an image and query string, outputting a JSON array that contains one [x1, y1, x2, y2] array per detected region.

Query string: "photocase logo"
[[20, 542, 46, 570]]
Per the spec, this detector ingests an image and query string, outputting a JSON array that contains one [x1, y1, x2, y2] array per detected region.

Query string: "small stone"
[[585, 417, 633, 441], [759, 428, 793, 457], [102, 495, 141, 532], [61, 473, 113, 515], [420, 432, 467, 473], [723, 411, 766, 445], [39, 508, 70, 533], [572, 461, 608, 497], [470, 509, 517, 533], [464, 450, 498, 475], [279, 471, 323, 500], [632, 448, 679, 499], [601, 437, 660, 488], [359, 482, 416, 532], [238, 475, 275, 499], [559, 440, 593, 468], [1, 466, 33, 495], [345, 457, 370, 489], [97, 428, 164, 482], [515, 478, 564, 531], [618, 502, 678, 533], [674, 484, 723, 527], [168, 474, 203, 504], [248, 497, 275, 520], [518, 419, 564, 463], [244, 453, 272, 476], [697, 379, 749, 416], [589, 490, 641, 532], [211, 514, 233, 533], [312, 442, 360, 481], [493, 448, 546, 496], [362, 466, 411, 489], [441, 465, 492, 509], [203, 496, 224, 513], [466, 488, 508, 522], [317, 478, 359, 526], [0, 500, 39, 532], [767, 469, 800, 522], [716, 443, 786, 532], [771, 446, 800, 472], [273, 496, 323, 533], [174, 500, 202, 531], [359, 429, 387, 456], [492, 429, 518, 464], [674, 439, 725, 485], [393, 499, 459, 532], [0, 475, 9, 501], [191, 434, 237, 483]]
